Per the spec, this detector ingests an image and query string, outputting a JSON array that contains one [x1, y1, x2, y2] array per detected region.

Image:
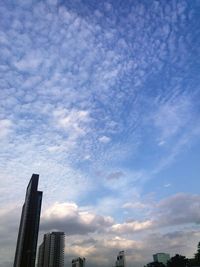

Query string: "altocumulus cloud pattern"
[[0, 0, 200, 267]]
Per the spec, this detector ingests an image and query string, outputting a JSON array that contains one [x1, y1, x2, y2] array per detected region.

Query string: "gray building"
[[13, 174, 43, 267], [37, 232, 65, 267], [153, 253, 170, 266], [72, 257, 86, 267], [116, 251, 126, 267]]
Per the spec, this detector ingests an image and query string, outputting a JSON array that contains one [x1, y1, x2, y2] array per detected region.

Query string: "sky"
[[0, 0, 200, 266]]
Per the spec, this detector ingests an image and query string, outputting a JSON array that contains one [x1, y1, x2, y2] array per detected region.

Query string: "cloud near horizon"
[[1, 192, 200, 266]]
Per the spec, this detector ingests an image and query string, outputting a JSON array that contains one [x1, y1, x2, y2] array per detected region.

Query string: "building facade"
[[13, 174, 43, 267], [37, 232, 65, 267], [147, 262, 165, 267], [116, 251, 126, 267], [72, 257, 86, 267], [153, 253, 170, 266]]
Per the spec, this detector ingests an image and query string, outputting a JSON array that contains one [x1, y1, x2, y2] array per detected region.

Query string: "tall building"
[[37, 242, 44, 267], [72, 257, 86, 267], [153, 253, 170, 266], [13, 174, 43, 267], [37, 232, 65, 267], [116, 251, 126, 267]]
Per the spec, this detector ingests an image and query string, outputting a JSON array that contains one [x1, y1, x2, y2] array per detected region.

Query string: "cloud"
[[104, 236, 141, 250], [53, 108, 92, 142], [67, 244, 97, 258], [64, 229, 200, 267], [122, 201, 148, 210], [41, 202, 114, 235], [0, 205, 22, 267], [106, 171, 124, 180], [153, 97, 192, 144], [0, 119, 12, 139], [105, 193, 200, 235], [111, 220, 153, 234], [164, 183, 171, 188], [0, 0, 200, 266], [155, 193, 200, 227], [0, 262, 12, 267], [98, 135, 111, 143], [1, 193, 200, 267], [14, 50, 43, 72], [0, 0, 198, 181]]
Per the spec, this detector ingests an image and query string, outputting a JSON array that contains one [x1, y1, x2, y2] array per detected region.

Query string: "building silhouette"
[[37, 232, 65, 267], [153, 253, 170, 266], [146, 262, 165, 267], [116, 251, 126, 267], [13, 174, 43, 267], [72, 257, 86, 267]]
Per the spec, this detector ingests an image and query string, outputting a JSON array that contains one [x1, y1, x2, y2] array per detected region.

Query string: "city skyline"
[[0, 0, 200, 267]]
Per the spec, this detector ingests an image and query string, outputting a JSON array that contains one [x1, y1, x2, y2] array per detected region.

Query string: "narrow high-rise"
[[37, 232, 65, 267], [115, 251, 126, 267], [13, 174, 43, 267], [72, 257, 86, 267]]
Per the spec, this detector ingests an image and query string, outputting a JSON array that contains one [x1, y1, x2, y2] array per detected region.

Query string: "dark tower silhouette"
[[13, 174, 43, 267]]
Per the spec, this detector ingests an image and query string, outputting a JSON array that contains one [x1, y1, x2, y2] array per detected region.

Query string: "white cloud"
[[122, 201, 148, 210], [53, 108, 91, 140], [164, 183, 171, 188], [14, 50, 43, 71], [0, 119, 12, 139], [41, 201, 114, 235], [98, 135, 111, 143], [43, 202, 78, 220], [1, 193, 200, 267], [111, 220, 153, 234], [0, 0, 199, 266], [68, 244, 97, 257], [104, 236, 142, 250], [153, 97, 192, 144]]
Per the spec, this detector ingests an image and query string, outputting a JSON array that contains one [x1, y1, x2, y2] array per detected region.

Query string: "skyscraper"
[[72, 257, 86, 267], [37, 232, 65, 267], [13, 174, 43, 267], [115, 251, 126, 267]]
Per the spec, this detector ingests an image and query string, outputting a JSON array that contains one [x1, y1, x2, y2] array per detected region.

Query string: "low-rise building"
[[153, 253, 170, 266]]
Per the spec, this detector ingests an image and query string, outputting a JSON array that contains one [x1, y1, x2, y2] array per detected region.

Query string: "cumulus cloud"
[[111, 220, 153, 234], [1, 193, 200, 267], [41, 202, 114, 235], [155, 193, 200, 227], [106, 193, 200, 235], [104, 236, 141, 250]]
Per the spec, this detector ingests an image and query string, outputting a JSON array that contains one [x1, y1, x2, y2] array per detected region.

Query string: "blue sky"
[[0, 0, 200, 266]]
